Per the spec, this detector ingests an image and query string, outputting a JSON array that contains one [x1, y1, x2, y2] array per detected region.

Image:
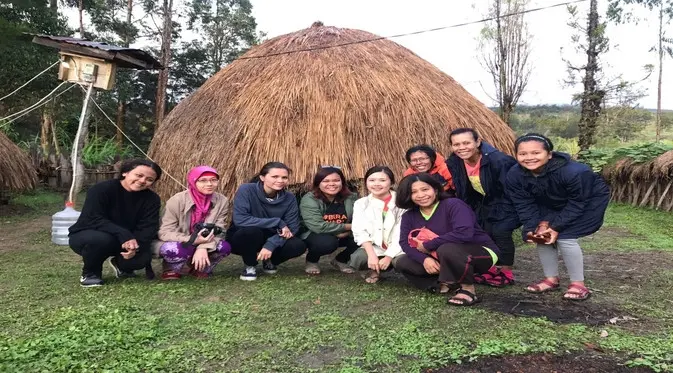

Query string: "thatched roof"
[[602, 150, 673, 181], [149, 22, 515, 199], [0, 132, 37, 191]]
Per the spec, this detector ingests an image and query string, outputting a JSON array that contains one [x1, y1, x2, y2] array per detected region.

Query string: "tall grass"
[[81, 137, 136, 168]]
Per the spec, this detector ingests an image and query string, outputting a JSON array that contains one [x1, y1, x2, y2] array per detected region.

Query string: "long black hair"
[[395, 173, 451, 210], [249, 161, 292, 183], [119, 159, 162, 181], [514, 133, 554, 152]]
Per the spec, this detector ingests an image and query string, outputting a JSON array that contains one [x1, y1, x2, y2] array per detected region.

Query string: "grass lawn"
[[1, 189, 673, 372]]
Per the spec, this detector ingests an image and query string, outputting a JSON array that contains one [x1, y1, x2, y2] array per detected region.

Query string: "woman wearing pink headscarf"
[[153, 166, 232, 279]]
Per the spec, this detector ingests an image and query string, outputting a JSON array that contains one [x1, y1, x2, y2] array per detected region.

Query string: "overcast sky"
[[248, 0, 670, 109]]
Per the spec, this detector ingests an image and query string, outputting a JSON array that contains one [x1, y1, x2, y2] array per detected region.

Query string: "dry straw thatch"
[[149, 22, 515, 199], [0, 132, 37, 191], [602, 150, 673, 211]]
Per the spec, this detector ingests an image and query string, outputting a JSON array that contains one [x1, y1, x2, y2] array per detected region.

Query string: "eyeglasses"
[[320, 165, 342, 170], [409, 157, 430, 164], [196, 178, 219, 185]]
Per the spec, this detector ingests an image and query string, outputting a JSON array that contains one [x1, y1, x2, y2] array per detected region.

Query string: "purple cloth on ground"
[[160, 240, 231, 273]]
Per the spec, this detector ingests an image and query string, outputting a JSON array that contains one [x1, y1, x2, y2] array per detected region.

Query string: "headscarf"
[[187, 165, 220, 233]]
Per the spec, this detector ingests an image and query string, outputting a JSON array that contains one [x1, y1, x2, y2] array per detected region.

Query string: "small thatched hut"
[[0, 132, 37, 193], [149, 22, 515, 199], [602, 150, 673, 211]]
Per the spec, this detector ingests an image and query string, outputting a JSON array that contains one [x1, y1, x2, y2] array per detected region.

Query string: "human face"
[[410, 181, 437, 208], [451, 133, 481, 162], [121, 165, 157, 192], [195, 175, 219, 195], [366, 172, 392, 199], [260, 168, 289, 192], [409, 151, 432, 173], [319, 173, 343, 197], [516, 141, 552, 174]]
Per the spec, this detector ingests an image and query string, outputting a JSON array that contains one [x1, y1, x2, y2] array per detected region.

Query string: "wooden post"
[[639, 180, 658, 207], [68, 82, 95, 205], [657, 180, 673, 210]]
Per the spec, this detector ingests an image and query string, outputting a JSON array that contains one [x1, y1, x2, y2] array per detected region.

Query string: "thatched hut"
[[602, 150, 673, 211], [149, 22, 515, 199], [0, 132, 37, 194]]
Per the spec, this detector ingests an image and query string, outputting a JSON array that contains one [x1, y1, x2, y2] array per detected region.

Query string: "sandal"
[[364, 270, 380, 284], [563, 283, 592, 301], [525, 278, 560, 293], [305, 262, 321, 275], [426, 282, 459, 295], [447, 289, 481, 307], [330, 259, 355, 274], [161, 271, 181, 280]]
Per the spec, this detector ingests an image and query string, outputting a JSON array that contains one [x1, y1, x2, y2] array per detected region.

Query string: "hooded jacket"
[[446, 141, 520, 232], [505, 152, 610, 240], [403, 152, 454, 191], [227, 182, 301, 252]]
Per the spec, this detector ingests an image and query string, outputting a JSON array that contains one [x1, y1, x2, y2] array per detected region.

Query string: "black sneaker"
[[80, 274, 103, 287], [108, 257, 137, 279], [239, 266, 258, 281], [262, 260, 278, 275]]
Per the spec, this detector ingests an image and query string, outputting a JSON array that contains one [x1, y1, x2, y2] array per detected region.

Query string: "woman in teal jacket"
[[300, 166, 359, 275]]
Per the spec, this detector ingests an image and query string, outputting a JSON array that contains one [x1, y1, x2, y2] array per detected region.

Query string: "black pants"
[[228, 227, 306, 266], [395, 243, 494, 289], [304, 233, 359, 263], [482, 224, 516, 266], [69, 230, 152, 277]]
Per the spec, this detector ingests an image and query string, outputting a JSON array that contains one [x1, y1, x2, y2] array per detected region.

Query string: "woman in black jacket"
[[506, 133, 610, 301], [446, 128, 519, 286], [69, 159, 162, 287]]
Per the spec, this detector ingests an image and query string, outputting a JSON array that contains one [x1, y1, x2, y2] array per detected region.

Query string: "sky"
[[248, 0, 670, 109]]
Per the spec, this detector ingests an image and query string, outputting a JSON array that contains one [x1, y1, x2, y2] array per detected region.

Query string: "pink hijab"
[[188, 165, 219, 233]]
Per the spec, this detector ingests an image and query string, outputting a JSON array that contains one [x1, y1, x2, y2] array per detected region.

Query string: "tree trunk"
[[116, 0, 132, 148], [656, 1, 663, 143], [577, 0, 603, 154], [40, 105, 53, 158], [496, 0, 508, 124], [78, 0, 85, 37], [155, 0, 174, 131]]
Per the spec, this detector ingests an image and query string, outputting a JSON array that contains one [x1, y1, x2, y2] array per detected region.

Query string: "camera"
[[193, 223, 224, 237]]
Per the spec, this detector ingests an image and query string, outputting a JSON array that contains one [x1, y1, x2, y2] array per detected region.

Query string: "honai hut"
[[0, 132, 37, 198], [149, 22, 516, 199]]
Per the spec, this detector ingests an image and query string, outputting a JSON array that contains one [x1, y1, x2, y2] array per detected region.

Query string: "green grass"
[[1, 190, 673, 372]]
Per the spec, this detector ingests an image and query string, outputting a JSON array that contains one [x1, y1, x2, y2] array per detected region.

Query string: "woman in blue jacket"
[[227, 162, 307, 281], [446, 128, 519, 286], [506, 134, 610, 301]]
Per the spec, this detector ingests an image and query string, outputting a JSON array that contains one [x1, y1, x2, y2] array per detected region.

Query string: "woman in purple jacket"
[[395, 173, 500, 306]]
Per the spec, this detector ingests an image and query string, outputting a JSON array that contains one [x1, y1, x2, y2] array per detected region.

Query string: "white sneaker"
[[239, 266, 257, 281]]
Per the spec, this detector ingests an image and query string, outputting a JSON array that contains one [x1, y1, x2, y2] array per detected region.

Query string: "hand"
[[193, 230, 215, 245], [121, 239, 139, 251], [413, 238, 429, 254], [535, 221, 550, 235], [378, 256, 393, 271], [537, 227, 559, 244], [120, 248, 136, 260], [336, 232, 350, 239], [367, 254, 380, 273], [278, 226, 293, 239], [423, 257, 440, 274], [192, 248, 211, 272], [525, 232, 535, 243], [257, 248, 273, 261]]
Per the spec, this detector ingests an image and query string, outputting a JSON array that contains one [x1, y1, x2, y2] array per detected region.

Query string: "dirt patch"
[[479, 291, 630, 325], [0, 214, 52, 253], [0, 203, 32, 217], [426, 352, 654, 373], [295, 346, 347, 370]]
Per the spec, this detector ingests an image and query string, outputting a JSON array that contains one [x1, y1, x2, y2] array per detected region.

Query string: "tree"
[[186, 0, 260, 75], [478, 0, 533, 126], [607, 0, 673, 142], [564, 0, 609, 153]]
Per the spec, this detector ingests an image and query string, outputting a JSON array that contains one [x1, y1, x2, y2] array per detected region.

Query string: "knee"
[[284, 238, 307, 254], [306, 234, 339, 252], [235, 227, 264, 237], [435, 243, 465, 259], [71, 230, 118, 250], [160, 242, 188, 258]]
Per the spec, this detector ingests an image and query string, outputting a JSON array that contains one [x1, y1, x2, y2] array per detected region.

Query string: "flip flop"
[[330, 258, 355, 274], [305, 262, 321, 275]]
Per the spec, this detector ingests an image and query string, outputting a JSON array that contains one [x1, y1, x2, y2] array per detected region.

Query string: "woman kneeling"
[[154, 166, 231, 279], [350, 166, 405, 283], [300, 166, 358, 275], [395, 173, 500, 306]]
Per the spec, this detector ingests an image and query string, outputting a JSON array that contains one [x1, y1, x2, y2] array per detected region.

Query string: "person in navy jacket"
[[446, 128, 519, 286], [506, 133, 609, 301]]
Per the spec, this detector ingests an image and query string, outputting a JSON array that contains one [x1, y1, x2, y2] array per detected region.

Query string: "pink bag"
[[408, 227, 439, 259]]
